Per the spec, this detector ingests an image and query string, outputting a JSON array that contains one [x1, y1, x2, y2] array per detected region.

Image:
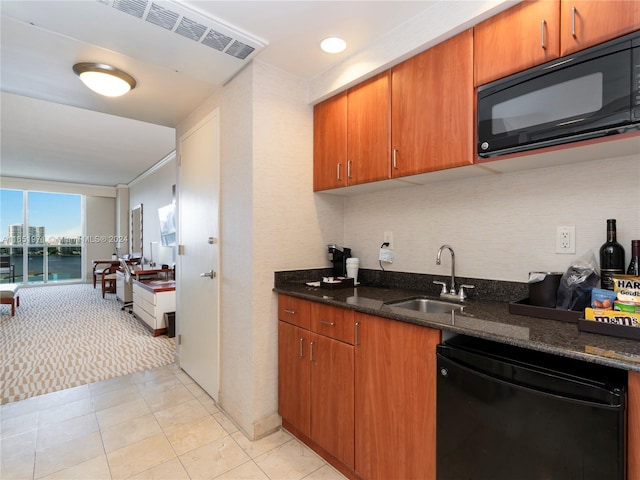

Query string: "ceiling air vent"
[[98, 0, 265, 62], [175, 16, 207, 41], [202, 30, 233, 52], [145, 3, 180, 30], [225, 41, 255, 60], [112, 0, 147, 19]]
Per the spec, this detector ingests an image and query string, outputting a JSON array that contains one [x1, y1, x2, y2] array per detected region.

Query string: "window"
[[1, 189, 83, 284]]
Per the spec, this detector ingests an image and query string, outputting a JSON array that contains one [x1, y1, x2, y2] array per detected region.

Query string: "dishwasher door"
[[436, 337, 626, 480]]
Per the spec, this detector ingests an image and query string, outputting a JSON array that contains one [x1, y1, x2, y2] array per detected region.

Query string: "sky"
[[0, 189, 81, 243]]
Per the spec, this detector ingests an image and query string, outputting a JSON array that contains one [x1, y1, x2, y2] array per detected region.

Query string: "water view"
[[0, 254, 81, 283]]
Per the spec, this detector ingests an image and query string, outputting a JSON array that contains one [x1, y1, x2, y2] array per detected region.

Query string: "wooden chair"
[[101, 265, 118, 298]]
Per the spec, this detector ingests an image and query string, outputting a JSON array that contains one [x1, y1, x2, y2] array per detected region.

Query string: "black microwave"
[[477, 30, 640, 158]]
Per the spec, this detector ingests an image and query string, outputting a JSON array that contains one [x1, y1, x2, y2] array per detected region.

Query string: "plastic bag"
[[556, 250, 600, 311]]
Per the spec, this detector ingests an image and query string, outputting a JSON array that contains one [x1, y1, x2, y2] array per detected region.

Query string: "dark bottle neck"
[[632, 240, 640, 258], [606, 219, 617, 243]]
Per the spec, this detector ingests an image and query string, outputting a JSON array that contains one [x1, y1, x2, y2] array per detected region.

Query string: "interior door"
[[177, 110, 220, 400]]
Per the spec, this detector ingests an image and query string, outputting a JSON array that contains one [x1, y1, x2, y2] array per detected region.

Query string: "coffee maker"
[[327, 244, 351, 277]]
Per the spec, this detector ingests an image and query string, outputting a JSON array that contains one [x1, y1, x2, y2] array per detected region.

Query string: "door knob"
[[200, 269, 216, 279]]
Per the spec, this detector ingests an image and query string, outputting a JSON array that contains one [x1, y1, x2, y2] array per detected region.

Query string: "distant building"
[[7, 224, 46, 245]]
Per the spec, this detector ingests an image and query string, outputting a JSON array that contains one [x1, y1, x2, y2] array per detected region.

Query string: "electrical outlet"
[[383, 231, 393, 250], [555, 226, 576, 254]]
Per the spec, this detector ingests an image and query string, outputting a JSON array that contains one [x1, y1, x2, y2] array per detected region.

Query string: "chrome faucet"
[[436, 245, 456, 295], [434, 245, 474, 302]]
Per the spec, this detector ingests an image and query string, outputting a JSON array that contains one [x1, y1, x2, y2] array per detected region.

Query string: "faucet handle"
[[459, 284, 475, 301], [433, 281, 447, 295]]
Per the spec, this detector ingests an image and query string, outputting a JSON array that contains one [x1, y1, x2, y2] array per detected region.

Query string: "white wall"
[[128, 157, 177, 267], [175, 60, 342, 439], [84, 196, 117, 282], [341, 155, 640, 283], [251, 61, 343, 433]]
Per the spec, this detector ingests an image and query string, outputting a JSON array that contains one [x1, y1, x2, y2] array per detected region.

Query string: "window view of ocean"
[[1, 189, 83, 285], [0, 254, 81, 283]]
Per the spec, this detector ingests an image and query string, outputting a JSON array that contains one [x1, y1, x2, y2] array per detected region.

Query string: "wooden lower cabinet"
[[278, 295, 355, 471], [278, 320, 311, 438], [310, 332, 355, 469], [354, 312, 441, 480], [280, 295, 640, 480]]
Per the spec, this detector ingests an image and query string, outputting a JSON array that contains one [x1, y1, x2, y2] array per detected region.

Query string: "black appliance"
[[437, 335, 626, 480], [477, 30, 640, 158], [327, 244, 351, 277]]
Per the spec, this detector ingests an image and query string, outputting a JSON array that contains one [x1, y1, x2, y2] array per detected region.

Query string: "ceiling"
[[0, 0, 441, 187]]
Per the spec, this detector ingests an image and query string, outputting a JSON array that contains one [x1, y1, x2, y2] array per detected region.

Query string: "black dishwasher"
[[437, 336, 626, 480]]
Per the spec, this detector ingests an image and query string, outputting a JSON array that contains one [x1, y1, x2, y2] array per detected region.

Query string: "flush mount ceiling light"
[[72, 63, 137, 97], [320, 36, 347, 54]]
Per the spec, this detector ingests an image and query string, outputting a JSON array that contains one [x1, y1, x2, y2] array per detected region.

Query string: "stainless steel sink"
[[388, 298, 463, 314]]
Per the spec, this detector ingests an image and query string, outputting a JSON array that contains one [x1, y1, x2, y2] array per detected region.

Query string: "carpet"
[[0, 283, 175, 404]]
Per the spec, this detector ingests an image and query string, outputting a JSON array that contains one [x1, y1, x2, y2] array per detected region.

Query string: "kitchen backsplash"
[[340, 155, 639, 283], [274, 268, 528, 304]]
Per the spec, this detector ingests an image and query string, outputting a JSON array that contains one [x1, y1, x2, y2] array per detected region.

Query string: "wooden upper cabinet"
[[313, 92, 347, 191], [560, 1, 640, 55], [314, 72, 390, 191], [474, 0, 560, 86], [347, 71, 391, 185], [391, 29, 474, 177]]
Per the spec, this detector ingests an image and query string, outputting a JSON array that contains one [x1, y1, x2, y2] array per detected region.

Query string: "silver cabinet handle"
[[392, 149, 398, 169], [200, 269, 216, 279], [540, 20, 546, 49], [284, 309, 296, 315], [347, 160, 352, 179], [337, 163, 342, 181], [310, 341, 314, 362], [571, 6, 577, 38], [320, 320, 335, 326], [299, 337, 304, 357], [355, 321, 360, 346]]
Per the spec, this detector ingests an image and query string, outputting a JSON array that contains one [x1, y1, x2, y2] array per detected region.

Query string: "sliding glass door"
[[0, 189, 83, 285]]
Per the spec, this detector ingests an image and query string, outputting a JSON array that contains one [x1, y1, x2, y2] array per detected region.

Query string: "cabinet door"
[[313, 93, 347, 191], [310, 333, 355, 469], [630, 371, 640, 480], [355, 313, 441, 480], [560, 1, 640, 55], [278, 321, 311, 437], [474, 0, 560, 86], [391, 29, 474, 177], [347, 71, 391, 185]]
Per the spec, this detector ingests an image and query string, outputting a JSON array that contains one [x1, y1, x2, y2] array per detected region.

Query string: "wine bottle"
[[599, 219, 625, 290], [627, 240, 640, 276]]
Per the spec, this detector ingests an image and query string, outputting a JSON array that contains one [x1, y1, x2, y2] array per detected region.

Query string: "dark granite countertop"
[[274, 273, 640, 373]]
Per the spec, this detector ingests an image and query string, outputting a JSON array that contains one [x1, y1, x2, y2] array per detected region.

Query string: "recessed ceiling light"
[[72, 63, 137, 97], [320, 37, 347, 54]]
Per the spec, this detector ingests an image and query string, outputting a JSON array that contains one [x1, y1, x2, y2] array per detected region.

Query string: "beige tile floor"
[[1, 364, 347, 480]]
